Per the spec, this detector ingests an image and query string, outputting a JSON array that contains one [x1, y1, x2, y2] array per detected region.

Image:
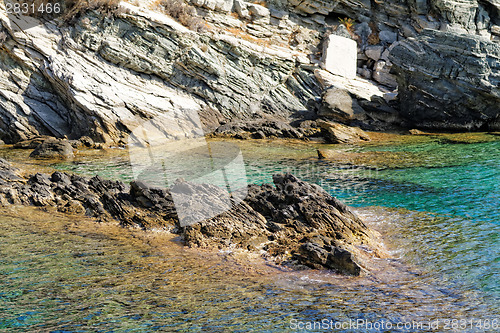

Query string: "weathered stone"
[[317, 120, 370, 143], [29, 139, 74, 159], [372, 60, 398, 88], [389, 29, 500, 130], [492, 25, 500, 36], [321, 35, 357, 79], [234, 0, 250, 18], [379, 30, 398, 44], [248, 3, 270, 18], [365, 45, 384, 62], [318, 87, 366, 123]]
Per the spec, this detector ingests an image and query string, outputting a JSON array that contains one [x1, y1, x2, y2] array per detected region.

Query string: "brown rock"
[[29, 139, 75, 159], [317, 120, 370, 144]]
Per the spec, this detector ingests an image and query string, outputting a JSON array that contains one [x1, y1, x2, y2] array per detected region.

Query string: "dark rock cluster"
[[0, 159, 380, 275], [182, 174, 380, 275]]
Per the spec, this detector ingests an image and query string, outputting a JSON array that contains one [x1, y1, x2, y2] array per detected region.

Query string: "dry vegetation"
[[155, 0, 205, 32], [62, 0, 121, 21], [339, 17, 355, 33]]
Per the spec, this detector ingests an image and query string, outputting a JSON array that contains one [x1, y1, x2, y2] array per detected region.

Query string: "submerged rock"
[[0, 159, 382, 275]]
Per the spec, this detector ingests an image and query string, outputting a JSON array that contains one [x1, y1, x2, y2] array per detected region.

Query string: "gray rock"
[[318, 87, 366, 123], [29, 139, 74, 159], [290, 0, 500, 39], [354, 22, 372, 46], [357, 66, 372, 79], [365, 45, 384, 61], [372, 60, 398, 88], [233, 0, 249, 18], [379, 30, 398, 44], [389, 29, 500, 130]]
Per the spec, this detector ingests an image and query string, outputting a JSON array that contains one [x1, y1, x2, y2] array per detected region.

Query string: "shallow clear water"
[[1, 137, 499, 331]]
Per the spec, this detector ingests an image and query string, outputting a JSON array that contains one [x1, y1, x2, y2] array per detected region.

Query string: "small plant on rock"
[[339, 17, 355, 33]]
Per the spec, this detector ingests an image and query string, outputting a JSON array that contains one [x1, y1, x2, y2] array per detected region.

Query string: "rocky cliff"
[[390, 29, 500, 130], [1, 0, 500, 145], [0, 2, 321, 144]]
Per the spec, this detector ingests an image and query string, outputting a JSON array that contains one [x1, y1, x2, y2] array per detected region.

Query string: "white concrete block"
[[322, 35, 357, 79]]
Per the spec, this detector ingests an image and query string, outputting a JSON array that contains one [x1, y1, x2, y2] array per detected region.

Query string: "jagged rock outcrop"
[[389, 29, 500, 130], [0, 2, 321, 144], [182, 173, 382, 275], [0, 159, 382, 275]]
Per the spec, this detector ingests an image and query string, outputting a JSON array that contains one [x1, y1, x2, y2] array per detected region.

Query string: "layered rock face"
[[390, 29, 500, 130], [0, 3, 320, 144], [290, 0, 500, 35], [0, 159, 381, 275]]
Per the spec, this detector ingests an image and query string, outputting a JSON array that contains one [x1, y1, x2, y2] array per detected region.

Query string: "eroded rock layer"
[[390, 29, 500, 130]]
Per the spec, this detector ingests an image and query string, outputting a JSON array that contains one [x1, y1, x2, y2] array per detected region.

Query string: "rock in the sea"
[[0, 158, 382, 275], [182, 173, 380, 275], [317, 120, 370, 144], [29, 139, 75, 159], [390, 29, 500, 131]]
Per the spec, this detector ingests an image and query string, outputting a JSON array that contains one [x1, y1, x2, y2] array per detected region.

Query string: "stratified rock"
[[0, 158, 22, 183], [13, 137, 53, 149], [289, 0, 498, 36], [0, 3, 320, 145], [317, 120, 370, 144], [29, 139, 75, 159], [390, 29, 500, 130], [214, 119, 303, 139]]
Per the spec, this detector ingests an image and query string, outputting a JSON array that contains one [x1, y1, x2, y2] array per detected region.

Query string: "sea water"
[[1, 138, 499, 331]]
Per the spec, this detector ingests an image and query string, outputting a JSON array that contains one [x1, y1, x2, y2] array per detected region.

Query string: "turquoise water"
[[1, 138, 499, 331]]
